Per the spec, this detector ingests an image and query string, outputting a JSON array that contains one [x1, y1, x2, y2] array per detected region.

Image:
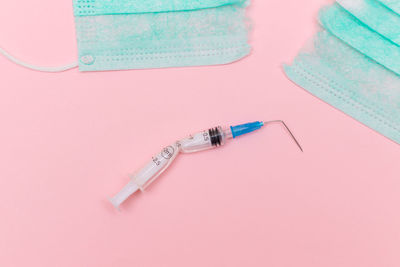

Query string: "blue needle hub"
[[230, 121, 264, 138]]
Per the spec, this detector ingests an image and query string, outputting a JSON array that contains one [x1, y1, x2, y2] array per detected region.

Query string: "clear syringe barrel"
[[179, 126, 233, 153], [135, 126, 233, 189], [109, 143, 181, 209], [133, 143, 180, 191], [132, 126, 232, 193]]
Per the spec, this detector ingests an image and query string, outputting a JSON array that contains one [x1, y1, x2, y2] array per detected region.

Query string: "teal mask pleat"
[[337, 0, 400, 46], [376, 0, 400, 15], [284, 30, 400, 144], [319, 3, 400, 76], [73, 0, 251, 71], [73, 0, 248, 15]]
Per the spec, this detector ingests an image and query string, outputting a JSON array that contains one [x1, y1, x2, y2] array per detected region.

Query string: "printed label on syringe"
[[179, 131, 213, 153], [133, 144, 179, 189], [161, 146, 175, 159]]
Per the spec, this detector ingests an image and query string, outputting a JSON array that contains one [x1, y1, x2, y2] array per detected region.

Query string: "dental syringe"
[[110, 121, 302, 210]]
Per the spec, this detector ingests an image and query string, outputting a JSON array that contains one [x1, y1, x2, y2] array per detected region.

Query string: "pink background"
[[1, 1, 400, 266]]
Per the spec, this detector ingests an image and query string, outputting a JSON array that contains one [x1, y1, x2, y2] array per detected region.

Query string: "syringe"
[[110, 121, 302, 210]]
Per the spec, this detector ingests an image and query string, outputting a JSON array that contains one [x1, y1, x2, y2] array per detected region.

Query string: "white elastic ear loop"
[[0, 46, 78, 72]]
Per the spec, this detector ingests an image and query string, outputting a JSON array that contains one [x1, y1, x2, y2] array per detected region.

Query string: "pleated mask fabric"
[[73, 0, 251, 71], [337, 0, 400, 46], [376, 0, 400, 14], [319, 3, 400, 76], [285, 3, 400, 144], [0, 0, 251, 72]]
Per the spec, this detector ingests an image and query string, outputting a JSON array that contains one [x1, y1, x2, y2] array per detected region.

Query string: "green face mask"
[[0, 0, 251, 72], [285, 4, 400, 144], [74, 0, 251, 71]]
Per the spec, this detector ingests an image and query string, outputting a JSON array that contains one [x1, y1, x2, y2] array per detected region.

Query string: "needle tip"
[[264, 120, 303, 152]]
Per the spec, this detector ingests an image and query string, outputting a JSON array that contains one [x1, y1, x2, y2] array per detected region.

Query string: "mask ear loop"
[[0, 46, 78, 72]]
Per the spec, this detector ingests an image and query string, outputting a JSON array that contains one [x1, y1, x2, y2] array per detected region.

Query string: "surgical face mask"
[[285, 5, 400, 144], [319, 3, 400, 76], [0, 0, 251, 72]]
